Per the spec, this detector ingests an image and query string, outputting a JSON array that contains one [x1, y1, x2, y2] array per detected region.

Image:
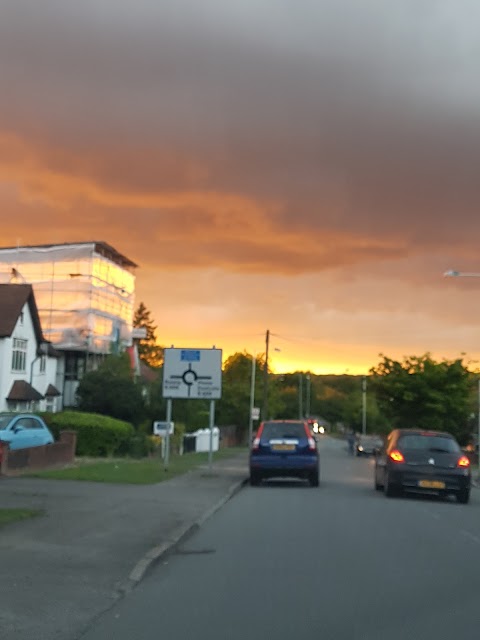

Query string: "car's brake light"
[[304, 424, 317, 451], [389, 449, 404, 463], [458, 455, 470, 468], [252, 424, 264, 450]]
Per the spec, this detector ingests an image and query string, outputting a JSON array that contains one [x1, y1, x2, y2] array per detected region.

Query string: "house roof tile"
[[7, 380, 44, 401], [44, 384, 61, 397], [0, 284, 44, 344]]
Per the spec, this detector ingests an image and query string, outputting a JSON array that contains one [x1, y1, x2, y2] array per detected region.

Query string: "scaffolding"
[[0, 242, 136, 354]]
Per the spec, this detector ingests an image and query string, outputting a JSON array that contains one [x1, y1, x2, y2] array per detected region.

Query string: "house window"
[[39, 355, 46, 373], [11, 338, 27, 372]]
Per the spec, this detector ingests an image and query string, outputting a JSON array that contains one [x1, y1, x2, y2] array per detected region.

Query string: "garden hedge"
[[41, 411, 135, 457]]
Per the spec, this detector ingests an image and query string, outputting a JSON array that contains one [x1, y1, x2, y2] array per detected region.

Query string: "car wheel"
[[250, 471, 261, 486], [456, 489, 470, 504], [374, 468, 383, 491], [384, 472, 399, 497], [309, 471, 319, 487]]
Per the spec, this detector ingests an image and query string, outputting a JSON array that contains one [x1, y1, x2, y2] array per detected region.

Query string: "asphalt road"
[[79, 437, 480, 640]]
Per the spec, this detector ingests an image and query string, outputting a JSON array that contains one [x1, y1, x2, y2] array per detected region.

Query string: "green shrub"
[[171, 422, 186, 454], [41, 411, 135, 457], [120, 433, 156, 459]]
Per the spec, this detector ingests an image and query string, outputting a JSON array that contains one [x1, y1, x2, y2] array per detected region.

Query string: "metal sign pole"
[[165, 398, 172, 471], [208, 399, 215, 471]]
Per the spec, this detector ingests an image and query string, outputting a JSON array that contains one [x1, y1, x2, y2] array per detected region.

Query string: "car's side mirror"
[[13, 426, 24, 434]]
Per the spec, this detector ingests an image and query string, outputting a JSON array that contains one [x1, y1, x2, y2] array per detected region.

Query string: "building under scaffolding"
[[0, 242, 137, 406]]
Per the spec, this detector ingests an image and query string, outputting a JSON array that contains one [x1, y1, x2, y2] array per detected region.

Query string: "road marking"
[[419, 507, 440, 520], [460, 529, 480, 545]]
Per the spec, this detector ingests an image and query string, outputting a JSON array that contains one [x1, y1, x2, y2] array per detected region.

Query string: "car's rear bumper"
[[250, 454, 318, 477], [388, 466, 471, 493]]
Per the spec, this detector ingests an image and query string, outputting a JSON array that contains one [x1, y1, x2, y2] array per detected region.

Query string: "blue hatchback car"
[[249, 419, 319, 486], [0, 413, 54, 451]]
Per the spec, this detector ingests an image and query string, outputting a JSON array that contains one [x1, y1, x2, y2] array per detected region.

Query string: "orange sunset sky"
[[1, 1, 480, 375]]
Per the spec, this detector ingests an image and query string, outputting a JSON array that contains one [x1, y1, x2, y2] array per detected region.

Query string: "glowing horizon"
[[2, 3, 480, 373]]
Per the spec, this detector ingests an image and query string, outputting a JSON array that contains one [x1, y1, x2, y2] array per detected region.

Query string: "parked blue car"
[[0, 413, 54, 451]]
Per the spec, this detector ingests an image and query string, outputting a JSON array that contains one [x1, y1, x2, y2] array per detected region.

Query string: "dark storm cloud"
[[1, 0, 480, 269]]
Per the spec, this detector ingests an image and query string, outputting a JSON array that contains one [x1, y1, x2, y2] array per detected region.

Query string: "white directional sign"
[[153, 421, 174, 436], [162, 348, 222, 399]]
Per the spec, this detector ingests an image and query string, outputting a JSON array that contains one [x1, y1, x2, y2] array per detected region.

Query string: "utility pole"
[[262, 329, 270, 420]]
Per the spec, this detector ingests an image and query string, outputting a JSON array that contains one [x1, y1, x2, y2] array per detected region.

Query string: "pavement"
[[0, 451, 249, 640]]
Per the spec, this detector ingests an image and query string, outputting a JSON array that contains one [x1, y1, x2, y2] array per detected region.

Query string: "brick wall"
[[0, 431, 77, 476]]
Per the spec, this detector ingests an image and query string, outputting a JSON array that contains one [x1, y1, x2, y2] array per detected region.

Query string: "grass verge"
[[0, 509, 43, 527], [29, 446, 247, 485]]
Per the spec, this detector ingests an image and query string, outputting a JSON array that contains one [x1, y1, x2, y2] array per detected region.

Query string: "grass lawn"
[[29, 446, 247, 485], [0, 509, 43, 527]]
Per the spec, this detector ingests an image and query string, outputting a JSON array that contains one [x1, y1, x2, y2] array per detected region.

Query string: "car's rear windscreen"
[[261, 422, 306, 440], [398, 434, 460, 453]]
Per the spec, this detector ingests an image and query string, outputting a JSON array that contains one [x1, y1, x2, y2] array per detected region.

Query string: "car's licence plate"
[[272, 444, 295, 451], [418, 480, 445, 489]]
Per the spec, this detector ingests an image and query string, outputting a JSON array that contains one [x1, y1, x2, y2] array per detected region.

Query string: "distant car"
[[355, 434, 383, 456], [374, 429, 471, 503], [249, 419, 319, 487], [307, 418, 325, 435], [0, 413, 54, 451]]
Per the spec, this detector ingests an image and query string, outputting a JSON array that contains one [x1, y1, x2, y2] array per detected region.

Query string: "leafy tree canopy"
[[76, 354, 145, 426], [369, 353, 472, 444]]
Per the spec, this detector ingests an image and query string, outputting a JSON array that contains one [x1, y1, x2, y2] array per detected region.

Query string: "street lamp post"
[[248, 354, 256, 446], [298, 373, 303, 420], [306, 374, 311, 418], [477, 378, 480, 481], [444, 269, 480, 479], [362, 376, 367, 435]]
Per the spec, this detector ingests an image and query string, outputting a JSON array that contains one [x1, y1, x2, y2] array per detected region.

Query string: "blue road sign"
[[181, 350, 201, 362]]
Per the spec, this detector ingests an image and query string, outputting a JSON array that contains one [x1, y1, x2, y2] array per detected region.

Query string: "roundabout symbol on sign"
[[171, 363, 212, 397]]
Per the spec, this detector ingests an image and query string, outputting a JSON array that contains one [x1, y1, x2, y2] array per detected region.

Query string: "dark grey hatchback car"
[[374, 429, 471, 504]]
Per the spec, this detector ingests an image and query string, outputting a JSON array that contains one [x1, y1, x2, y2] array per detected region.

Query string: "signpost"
[[153, 421, 174, 466], [162, 348, 222, 470]]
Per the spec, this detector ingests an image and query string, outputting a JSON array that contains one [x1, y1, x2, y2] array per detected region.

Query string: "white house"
[[0, 284, 62, 412]]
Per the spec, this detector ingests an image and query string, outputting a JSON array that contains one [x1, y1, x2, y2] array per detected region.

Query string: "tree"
[[76, 354, 146, 426], [369, 353, 472, 444], [133, 302, 164, 368], [217, 352, 256, 432]]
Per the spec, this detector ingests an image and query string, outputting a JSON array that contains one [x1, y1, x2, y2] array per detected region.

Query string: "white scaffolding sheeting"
[[0, 243, 136, 353]]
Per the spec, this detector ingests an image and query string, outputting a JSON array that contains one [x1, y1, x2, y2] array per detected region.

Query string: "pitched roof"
[[44, 384, 61, 397], [0, 284, 44, 343], [7, 380, 44, 401]]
